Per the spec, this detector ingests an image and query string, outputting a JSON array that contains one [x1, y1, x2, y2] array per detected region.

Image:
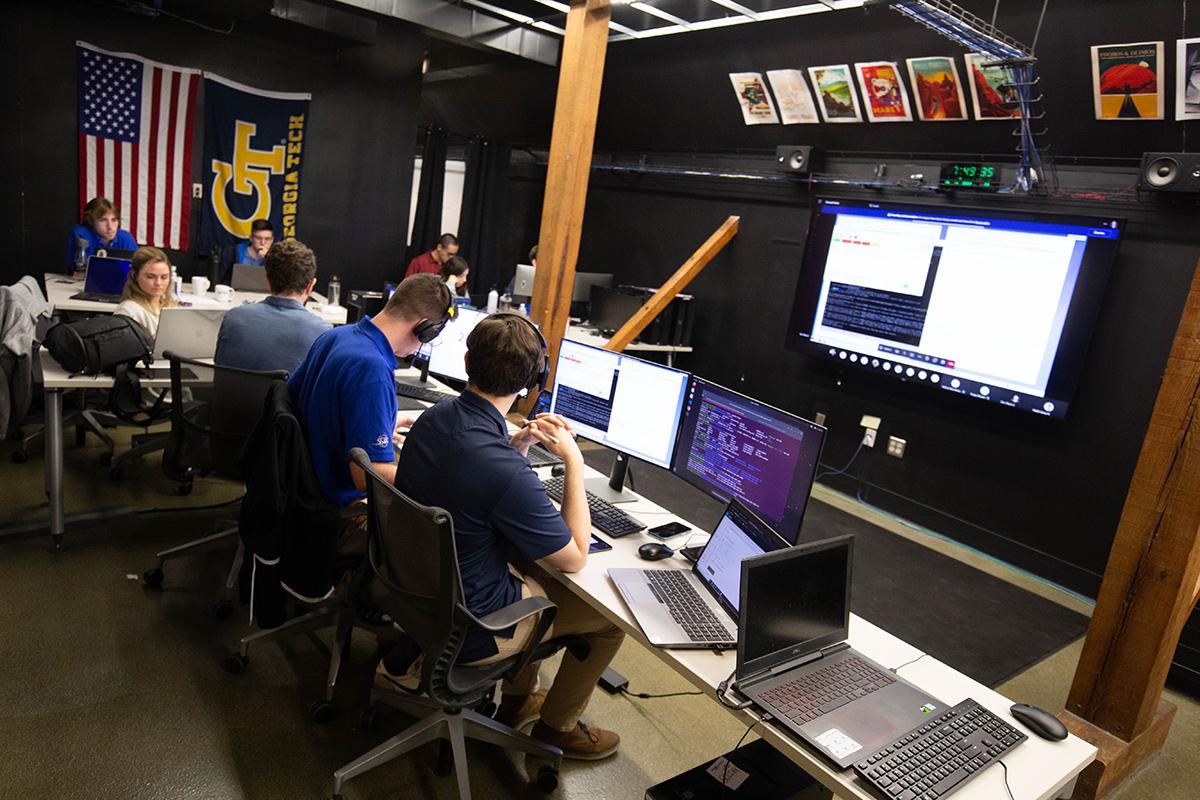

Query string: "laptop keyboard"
[[643, 570, 732, 642], [854, 698, 1025, 800], [542, 476, 646, 538], [70, 291, 122, 303], [525, 445, 563, 467], [759, 655, 895, 726], [395, 382, 456, 404]]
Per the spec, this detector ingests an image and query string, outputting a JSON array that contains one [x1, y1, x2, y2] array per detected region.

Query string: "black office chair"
[[332, 448, 589, 800], [142, 353, 286, 618]]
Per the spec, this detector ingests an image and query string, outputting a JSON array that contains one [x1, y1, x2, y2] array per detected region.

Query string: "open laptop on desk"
[[153, 307, 227, 361], [609, 499, 788, 648], [70, 255, 132, 303], [231, 263, 270, 292], [733, 536, 943, 769]]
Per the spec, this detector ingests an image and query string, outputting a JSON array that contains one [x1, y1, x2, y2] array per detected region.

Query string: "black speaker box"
[[775, 145, 814, 173], [1138, 152, 1200, 193]]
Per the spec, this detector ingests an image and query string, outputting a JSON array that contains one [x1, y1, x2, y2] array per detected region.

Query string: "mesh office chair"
[[332, 448, 589, 800]]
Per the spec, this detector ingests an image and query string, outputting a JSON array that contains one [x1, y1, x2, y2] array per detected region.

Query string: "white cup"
[[191, 276, 211, 296], [214, 284, 233, 302]]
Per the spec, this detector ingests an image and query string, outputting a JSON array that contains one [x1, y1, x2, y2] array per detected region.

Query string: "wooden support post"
[[1060, 257, 1200, 799], [529, 0, 610, 393], [605, 216, 739, 354]]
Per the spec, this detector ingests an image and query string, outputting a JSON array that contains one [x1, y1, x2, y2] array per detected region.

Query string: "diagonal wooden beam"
[[605, 216, 739, 353]]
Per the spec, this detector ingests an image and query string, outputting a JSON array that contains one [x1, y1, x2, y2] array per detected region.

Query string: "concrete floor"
[[0, 427, 1196, 799]]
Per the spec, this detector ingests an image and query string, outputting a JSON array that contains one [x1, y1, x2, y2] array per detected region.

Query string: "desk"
[[565, 324, 693, 367], [43, 273, 348, 325], [537, 468, 1095, 800]]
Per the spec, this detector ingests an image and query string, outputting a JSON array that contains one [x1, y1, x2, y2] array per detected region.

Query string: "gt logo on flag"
[[210, 120, 285, 239]]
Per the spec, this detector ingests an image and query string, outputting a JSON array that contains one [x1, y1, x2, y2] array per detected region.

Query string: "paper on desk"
[[706, 756, 750, 790]]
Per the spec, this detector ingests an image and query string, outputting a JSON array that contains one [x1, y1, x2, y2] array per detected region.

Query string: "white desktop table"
[[565, 324, 693, 367], [44, 273, 348, 325]]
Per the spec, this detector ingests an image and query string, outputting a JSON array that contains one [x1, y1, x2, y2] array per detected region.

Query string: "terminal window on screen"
[[810, 213, 1088, 396]]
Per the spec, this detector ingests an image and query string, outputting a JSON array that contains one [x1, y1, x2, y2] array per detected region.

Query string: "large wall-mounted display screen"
[[785, 198, 1123, 419]]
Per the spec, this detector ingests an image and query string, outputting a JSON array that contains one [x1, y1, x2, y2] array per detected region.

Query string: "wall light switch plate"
[[860, 414, 882, 430], [814, 411, 827, 427]]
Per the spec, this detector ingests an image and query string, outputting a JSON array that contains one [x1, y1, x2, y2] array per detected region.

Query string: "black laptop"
[[733, 536, 945, 769]]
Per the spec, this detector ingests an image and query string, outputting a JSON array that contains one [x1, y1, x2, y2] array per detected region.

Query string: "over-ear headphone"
[[413, 282, 456, 344], [493, 312, 549, 396]]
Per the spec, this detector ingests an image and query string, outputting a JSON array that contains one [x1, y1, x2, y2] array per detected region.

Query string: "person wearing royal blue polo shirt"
[[215, 237, 330, 373], [235, 219, 274, 266], [289, 273, 453, 556], [66, 197, 138, 269], [393, 313, 623, 761]]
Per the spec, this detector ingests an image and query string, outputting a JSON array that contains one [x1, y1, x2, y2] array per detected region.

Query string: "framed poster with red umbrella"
[[1091, 41, 1164, 120]]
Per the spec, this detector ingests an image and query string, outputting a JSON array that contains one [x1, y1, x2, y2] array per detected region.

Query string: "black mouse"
[[638, 542, 674, 561], [1010, 703, 1068, 741], [550, 463, 566, 477]]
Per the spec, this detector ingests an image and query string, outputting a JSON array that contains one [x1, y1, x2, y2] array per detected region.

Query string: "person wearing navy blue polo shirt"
[[289, 273, 453, 555], [394, 313, 623, 761]]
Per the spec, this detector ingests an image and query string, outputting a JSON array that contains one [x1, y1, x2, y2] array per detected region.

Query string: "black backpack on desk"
[[43, 315, 153, 374]]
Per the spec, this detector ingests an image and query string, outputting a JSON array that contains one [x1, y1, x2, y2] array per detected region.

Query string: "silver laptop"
[[733, 536, 944, 769], [513, 264, 536, 296], [153, 307, 227, 360], [231, 263, 270, 292], [609, 500, 788, 648]]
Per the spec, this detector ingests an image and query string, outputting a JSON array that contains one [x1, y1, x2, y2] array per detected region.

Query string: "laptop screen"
[[85, 256, 131, 294], [738, 536, 852, 679], [694, 500, 788, 618]]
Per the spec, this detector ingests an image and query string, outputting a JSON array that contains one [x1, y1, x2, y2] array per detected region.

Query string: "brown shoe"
[[531, 720, 620, 760], [495, 688, 548, 730]]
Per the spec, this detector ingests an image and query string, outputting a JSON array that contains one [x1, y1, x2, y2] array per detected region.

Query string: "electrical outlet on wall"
[[192, 183, 203, 199], [863, 429, 877, 448], [814, 411, 827, 427], [887, 436, 907, 458]]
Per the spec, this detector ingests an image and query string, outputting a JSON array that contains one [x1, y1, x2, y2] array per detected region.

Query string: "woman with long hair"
[[113, 246, 179, 337]]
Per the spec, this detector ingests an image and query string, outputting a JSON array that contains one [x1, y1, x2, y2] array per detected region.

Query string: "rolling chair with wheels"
[[331, 448, 589, 800]]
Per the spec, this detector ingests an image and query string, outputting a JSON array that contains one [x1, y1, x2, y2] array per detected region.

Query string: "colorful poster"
[[854, 61, 912, 122], [1176, 38, 1200, 120], [808, 65, 862, 123], [906, 56, 969, 121], [728, 72, 779, 125], [766, 69, 819, 124], [964, 53, 1021, 120], [1091, 41, 1164, 120]]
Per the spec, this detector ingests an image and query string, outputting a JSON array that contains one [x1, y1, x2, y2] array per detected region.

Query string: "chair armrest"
[[472, 596, 555, 633]]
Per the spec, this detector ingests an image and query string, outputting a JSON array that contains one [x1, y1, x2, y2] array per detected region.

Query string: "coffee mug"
[[191, 276, 211, 296], [214, 284, 233, 302]]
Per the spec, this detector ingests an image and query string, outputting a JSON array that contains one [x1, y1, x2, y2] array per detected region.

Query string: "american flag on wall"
[[76, 41, 200, 250]]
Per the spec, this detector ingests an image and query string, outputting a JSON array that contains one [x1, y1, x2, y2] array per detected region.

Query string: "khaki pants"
[[472, 564, 624, 732]]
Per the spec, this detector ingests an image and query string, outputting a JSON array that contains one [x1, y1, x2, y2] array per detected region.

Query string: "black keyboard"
[[644, 570, 732, 642], [542, 476, 646, 538], [526, 445, 563, 467], [854, 698, 1026, 800], [395, 382, 456, 404], [70, 291, 122, 303], [759, 656, 896, 726]]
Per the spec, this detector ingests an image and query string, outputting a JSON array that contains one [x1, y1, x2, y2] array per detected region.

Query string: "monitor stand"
[[584, 452, 638, 504], [418, 359, 430, 383]]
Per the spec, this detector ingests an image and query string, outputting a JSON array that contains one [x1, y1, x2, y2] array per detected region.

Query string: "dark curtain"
[[457, 136, 512, 295], [406, 126, 448, 265]]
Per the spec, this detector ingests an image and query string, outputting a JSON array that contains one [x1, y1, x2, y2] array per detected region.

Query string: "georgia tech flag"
[[199, 73, 310, 255]]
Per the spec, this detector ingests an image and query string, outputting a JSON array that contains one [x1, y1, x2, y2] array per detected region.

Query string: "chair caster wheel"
[[176, 481, 193, 496], [109, 465, 124, 480], [10, 450, 28, 463], [535, 765, 559, 792], [212, 599, 233, 620], [224, 653, 248, 675], [142, 567, 164, 589], [308, 699, 337, 725], [360, 705, 381, 732], [99, 451, 112, 465]]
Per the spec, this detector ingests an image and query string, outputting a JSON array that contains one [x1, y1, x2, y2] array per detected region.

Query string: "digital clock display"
[[940, 162, 1001, 190]]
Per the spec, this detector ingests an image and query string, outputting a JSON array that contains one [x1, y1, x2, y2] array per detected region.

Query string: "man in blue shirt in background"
[[394, 313, 623, 761], [289, 273, 454, 556], [66, 197, 138, 268], [214, 238, 331, 373], [236, 219, 274, 266]]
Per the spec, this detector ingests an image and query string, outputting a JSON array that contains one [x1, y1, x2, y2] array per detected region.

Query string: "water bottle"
[[171, 265, 182, 300], [73, 238, 88, 278], [208, 250, 221, 285], [518, 302, 528, 317], [327, 274, 341, 306], [486, 287, 498, 314]]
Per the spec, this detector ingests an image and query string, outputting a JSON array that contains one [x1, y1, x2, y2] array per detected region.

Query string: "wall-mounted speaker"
[[775, 145, 813, 173], [1139, 152, 1200, 193]]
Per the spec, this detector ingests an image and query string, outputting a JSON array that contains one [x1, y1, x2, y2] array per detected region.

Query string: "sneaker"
[[530, 720, 620, 760], [495, 688, 548, 730], [373, 655, 422, 694]]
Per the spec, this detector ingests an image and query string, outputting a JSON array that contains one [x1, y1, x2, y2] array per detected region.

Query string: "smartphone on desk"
[[647, 521, 690, 540], [589, 534, 612, 554]]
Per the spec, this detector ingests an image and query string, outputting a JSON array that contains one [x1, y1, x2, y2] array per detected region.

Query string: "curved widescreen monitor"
[[671, 378, 825, 544], [785, 197, 1123, 419]]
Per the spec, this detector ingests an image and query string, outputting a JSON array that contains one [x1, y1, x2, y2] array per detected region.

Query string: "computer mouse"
[[638, 542, 674, 561], [1010, 703, 1068, 741], [550, 463, 566, 477]]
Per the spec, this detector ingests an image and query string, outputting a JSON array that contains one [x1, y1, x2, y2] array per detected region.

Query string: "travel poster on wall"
[[808, 65, 862, 123], [1091, 41, 1163, 120], [906, 56, 969, 121], [1176, 38, 1200, 120], [728, 72, 779, 125], [854, 61, 913, 122], [766, 69, 820, 124], [964, 53, 1021, 120]]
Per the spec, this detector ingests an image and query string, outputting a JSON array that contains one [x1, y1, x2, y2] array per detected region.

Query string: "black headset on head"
[[492, 311, 549, 397], [412, 280, 457, 344]]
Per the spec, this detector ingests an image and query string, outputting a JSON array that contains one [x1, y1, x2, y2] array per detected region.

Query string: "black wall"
[[4, 0, 426, 290]]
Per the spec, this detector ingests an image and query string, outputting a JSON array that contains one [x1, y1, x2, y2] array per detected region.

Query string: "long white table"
[[44, 273, 348, 325]]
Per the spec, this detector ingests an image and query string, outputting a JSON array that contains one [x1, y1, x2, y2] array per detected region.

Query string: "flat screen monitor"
[[512, 265, 614, 303], [671, 377, 825, 544], [426, 307, 489, 383], [785, 197, 1123, 419], [588, 285, 643, 331], [549, 338, 689, 471]]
